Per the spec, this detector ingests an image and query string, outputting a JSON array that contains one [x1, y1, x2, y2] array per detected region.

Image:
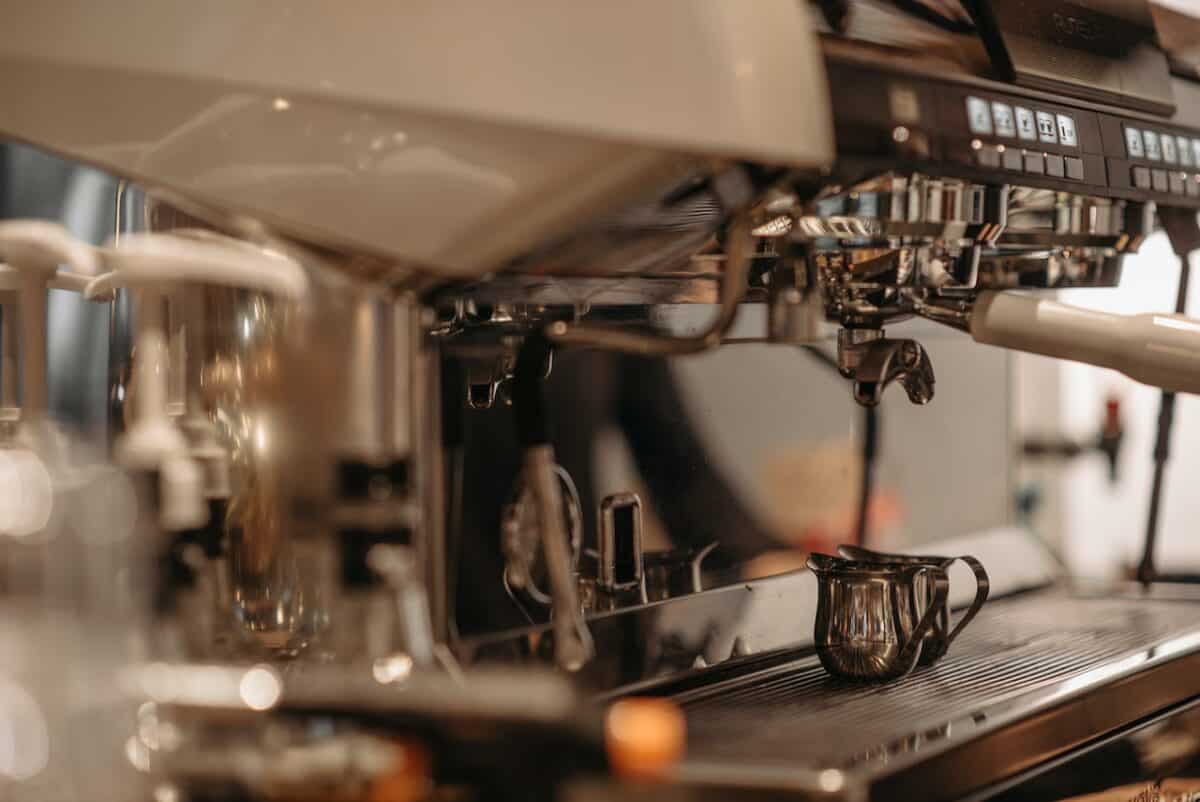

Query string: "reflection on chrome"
[[371, 653, 414, 685], [0, 449, 52, 539], [0, 675, 49, 780]]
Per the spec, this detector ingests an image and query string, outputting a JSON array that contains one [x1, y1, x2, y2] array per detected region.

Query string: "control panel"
[[826, 58, 1200, 208], [1111, 120, 1200, 198], [963, 94, 1087, 182]]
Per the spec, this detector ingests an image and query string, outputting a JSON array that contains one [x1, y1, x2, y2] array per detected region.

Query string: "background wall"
[[1016, 233, 1200, 579], [665, 320, 1014, 557]]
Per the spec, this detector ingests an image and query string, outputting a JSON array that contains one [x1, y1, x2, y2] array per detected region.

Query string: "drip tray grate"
[[676, 591, 1200, 771]]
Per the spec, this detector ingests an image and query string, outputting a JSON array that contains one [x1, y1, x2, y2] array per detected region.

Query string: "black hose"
[[856, 405, 879, 547], [803, 346, 879, 547], [513, 334, 553, 448], [1137, 214, 1195, 585], [1137, 264, 1191, 584], [441, 357, 466, 640], [891, 0, 976, 34]]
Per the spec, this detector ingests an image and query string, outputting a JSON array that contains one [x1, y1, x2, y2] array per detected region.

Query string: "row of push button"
[[967, 96, 1077, 147], [1124, 125, 1200, 167], [1130, 166, 1200, 197], [975, 143, 1084, 180]]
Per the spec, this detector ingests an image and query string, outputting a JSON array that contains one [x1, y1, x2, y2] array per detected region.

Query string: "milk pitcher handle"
[[898, 566, 948, 670], [942, 555, 990, 650]]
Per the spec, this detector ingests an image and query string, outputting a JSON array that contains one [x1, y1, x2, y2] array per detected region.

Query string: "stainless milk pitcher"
[[807, 553, 948, 681]]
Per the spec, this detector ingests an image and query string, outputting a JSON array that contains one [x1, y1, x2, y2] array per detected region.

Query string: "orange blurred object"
[[605, 697, 686, 781], [367, 739, 432, 802]]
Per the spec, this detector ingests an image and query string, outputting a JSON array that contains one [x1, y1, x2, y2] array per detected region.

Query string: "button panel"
[[942, 81, 1200, 201], [992, 103, 1016, 138], [1118, 124, 1200, 197], [1125, 126, 1146, 158], [976, 144, 1001, 169], [966, 97, 993, 135], [1015, 107, 1037, 141], [1036, 111, 1058, 144], [826, 61, 1200, 207], [959, 94, 1087, 183], [1055, 114, 1078, 147], [1162, 134, 1179, 164], [1065, 156, 1084, 181], [1143, 131, 1163, 161]]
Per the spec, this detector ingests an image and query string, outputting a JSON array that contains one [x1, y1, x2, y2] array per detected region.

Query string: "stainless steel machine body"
[[2, 2, 1200, 801]]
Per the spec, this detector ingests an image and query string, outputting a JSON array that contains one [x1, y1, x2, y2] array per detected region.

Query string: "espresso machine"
[[4, 1, 1200, 800]]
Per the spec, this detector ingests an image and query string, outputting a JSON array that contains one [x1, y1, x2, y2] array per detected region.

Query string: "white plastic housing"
[[0, 2, 833, 277], [971, 290, 1200, 394]]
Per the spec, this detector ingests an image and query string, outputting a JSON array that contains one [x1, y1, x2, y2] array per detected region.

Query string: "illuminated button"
[[1125, 126, 1145, 158], [1192, 139, 1200, 168], [1065, 156, 1084, 180], [1144, 130, 1163, 161], [1045, 154, 1065, 177], [1132, 166, 1151, 189], [966, 97, 993, 135], [1002, 148, 1023, 171], [889, 85, 921, 124], [1152, 168, 1168, 192], [992, 103, 1016, 138], [1015, 107, 1038, 141], [1162, 134, 1178, 164], [976, 145, 1001, 169], [1036, 111, 1058, 143], [1055, 114, 1078, 147], [1170, 172, 1186, 194], [1180, 136, 1194, 168]]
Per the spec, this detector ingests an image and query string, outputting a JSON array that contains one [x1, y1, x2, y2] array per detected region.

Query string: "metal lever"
[[512, 335, 592, 670], [525, 445, 593, 670], [839, 332, 935, 407]]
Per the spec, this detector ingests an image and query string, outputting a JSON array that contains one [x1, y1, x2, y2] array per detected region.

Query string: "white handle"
[[0, 222, 100, 417], [0, 220, 100, 277], [99, 230, 307, 299], [971, 290, 1200, 394]]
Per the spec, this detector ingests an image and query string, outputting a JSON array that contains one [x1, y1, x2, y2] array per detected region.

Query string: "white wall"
[[1016, 232, 1200, 578]]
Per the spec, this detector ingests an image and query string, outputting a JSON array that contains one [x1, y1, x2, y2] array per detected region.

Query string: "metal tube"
[[546, 220, 754, 354], [19, 274, 47, 416]]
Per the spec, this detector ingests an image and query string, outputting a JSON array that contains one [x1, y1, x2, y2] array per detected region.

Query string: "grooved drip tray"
[[673, 589, 1200, 799]]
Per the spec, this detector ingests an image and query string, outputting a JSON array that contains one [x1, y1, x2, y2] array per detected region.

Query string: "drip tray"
[[673, 588, 1200, 799]]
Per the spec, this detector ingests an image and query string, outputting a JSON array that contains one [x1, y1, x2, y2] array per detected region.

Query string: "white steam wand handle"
[[971, 290, 1200, 394], [0, 221, 100, 418]]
